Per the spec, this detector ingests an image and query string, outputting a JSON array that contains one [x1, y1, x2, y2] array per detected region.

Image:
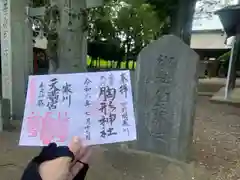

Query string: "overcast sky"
[[192, 0, 238, 30]]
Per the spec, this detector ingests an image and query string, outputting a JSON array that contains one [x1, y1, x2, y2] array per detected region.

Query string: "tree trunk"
[[170, 0, 197, 45], [48, 0, 87, 74]]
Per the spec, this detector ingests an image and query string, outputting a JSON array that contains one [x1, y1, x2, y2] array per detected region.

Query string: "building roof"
[[192, 29, 224, 33], [215, 5, 240, 37]]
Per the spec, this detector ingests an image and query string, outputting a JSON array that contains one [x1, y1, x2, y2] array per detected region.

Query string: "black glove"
[[21, 143, 89, 180]]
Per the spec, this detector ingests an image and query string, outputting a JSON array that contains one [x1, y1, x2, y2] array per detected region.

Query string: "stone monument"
[[134, 35, 199, 161]]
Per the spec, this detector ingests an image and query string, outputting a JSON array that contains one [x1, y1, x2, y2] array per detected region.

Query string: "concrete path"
[[198, 78, 240, 96], [199, 78, 240, 85]]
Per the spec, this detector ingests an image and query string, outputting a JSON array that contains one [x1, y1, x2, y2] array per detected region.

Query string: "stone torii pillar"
[[0, 0, 103, 130], [0, 0, 33, 127], [29, 0, 103, 74]]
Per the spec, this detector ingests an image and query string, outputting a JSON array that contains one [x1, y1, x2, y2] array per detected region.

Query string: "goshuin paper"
[[19, 70, 136, 146]]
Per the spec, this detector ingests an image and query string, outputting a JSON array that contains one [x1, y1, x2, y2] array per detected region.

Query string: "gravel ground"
[[1, 96, 240, 179], [193, 96, 240, 179]]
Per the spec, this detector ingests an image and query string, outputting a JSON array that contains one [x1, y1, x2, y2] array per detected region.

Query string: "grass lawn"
[[87, 56, 136, 69]]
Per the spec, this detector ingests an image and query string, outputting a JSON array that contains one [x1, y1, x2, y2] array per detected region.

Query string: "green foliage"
[[218, 51, 231, 62], [32, 0, 197, 60], [88, 3, 118, 41], [116, 1, 161, 41], [87, 56, 136, 69], [31, 0, 46, 7], [88, 0, 162, 59], [144, 0, 177, 31]]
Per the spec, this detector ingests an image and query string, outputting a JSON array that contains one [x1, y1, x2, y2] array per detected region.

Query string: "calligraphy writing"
[[47, 78, 60, 110], [1, 0, 11, 99], [108, 73, 114, 86], [119, 73, 128, 98], [62, 82, 72, 107], [155, 54, 177, 84], [121, 102, 129, 126], [99, 86, 116, 102], [98, 74, 117, 138], [119, 73, 130, 136], [144, 54, 177, 138], [37, 82, 45, 107], [84, 78, 92, 140]]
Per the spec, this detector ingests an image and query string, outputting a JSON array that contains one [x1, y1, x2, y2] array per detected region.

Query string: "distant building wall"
[[191, 30, 232, 50], [191, 30, 233, 78]]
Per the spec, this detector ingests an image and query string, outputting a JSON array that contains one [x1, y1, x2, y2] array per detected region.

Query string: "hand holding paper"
[[19, 70, 136, 146]]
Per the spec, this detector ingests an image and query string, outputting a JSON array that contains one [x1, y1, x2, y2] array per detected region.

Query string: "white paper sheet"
[[19, 70, 136, 146]]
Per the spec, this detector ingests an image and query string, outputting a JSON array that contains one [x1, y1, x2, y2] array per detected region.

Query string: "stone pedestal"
[[0, 0, 33, 120]]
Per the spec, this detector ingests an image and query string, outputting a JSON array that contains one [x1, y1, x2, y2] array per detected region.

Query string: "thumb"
[[67, 137, 82, 162]]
